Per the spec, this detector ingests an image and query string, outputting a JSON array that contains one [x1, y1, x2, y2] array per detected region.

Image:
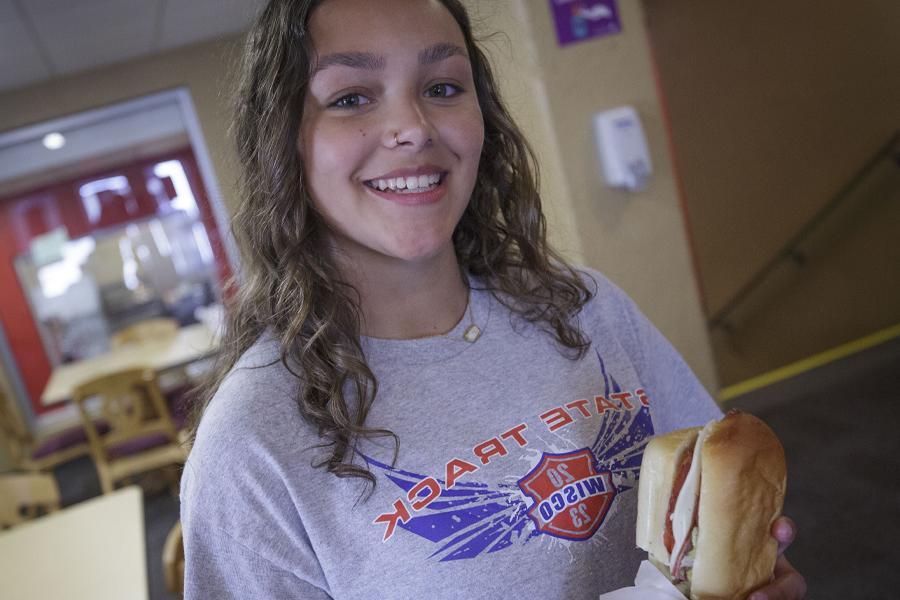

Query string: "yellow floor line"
[[718, 322, 900, 403]]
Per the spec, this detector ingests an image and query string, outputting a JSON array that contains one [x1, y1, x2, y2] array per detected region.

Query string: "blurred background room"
[[0, 1, 897, 598]]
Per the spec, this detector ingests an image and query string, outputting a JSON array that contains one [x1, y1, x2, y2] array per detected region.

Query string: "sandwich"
[[635, 410, 786, 600]]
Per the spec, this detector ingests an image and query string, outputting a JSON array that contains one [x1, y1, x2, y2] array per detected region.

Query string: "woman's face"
[[299, 0, 484, 268]]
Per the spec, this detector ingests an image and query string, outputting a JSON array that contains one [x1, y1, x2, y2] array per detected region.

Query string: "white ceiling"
[[0, 0, 266, 93]]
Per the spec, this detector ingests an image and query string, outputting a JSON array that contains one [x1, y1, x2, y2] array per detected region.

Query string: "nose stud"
[[390, 132, 432, 147]]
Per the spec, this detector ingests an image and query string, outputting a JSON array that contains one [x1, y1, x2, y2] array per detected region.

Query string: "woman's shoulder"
[[209, 332, 299, 416], [569, 265, 662, 363], [189, 331, 310, 469], [572, 265, 641, 326]]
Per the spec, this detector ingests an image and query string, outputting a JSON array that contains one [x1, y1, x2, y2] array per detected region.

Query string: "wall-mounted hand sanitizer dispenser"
[[593, 105, 653, 192]]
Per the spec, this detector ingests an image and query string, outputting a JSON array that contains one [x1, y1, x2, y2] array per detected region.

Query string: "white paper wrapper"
[[597, 560, 689, 600]]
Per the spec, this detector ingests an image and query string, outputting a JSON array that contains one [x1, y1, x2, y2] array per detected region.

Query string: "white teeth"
[[367, 173, 443, 192]]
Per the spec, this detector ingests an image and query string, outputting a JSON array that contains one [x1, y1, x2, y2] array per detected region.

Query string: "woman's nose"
[[382, 97, 435, 149]]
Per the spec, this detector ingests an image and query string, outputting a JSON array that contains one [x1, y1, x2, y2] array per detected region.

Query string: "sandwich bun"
[[636, 411, 787, 600]]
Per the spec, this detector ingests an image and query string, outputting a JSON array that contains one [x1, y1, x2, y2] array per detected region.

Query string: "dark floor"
[[731, 337, 900, 600], [52, 338, 900, 600]]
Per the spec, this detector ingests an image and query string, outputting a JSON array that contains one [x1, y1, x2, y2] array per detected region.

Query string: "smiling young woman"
[[297, 0, 485, 339], [180, 1, 804, 599]]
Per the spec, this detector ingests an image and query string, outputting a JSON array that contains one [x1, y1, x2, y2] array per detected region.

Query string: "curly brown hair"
[[190, 0, 593, 491]]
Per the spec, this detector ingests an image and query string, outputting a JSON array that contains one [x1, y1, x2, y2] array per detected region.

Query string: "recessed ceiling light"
[[42, 132, 66, 150]]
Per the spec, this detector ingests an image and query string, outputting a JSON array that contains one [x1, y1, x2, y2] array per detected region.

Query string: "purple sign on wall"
[[550, 0, 622, 47]]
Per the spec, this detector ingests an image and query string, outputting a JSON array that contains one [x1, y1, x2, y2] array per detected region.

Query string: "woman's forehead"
[[308, 0, 466, 58]]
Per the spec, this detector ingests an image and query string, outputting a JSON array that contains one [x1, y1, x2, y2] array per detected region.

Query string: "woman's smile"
[[362, 165, 449, 205]]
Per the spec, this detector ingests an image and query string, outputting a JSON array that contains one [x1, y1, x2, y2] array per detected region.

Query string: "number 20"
[[546, 463, 575, 488]]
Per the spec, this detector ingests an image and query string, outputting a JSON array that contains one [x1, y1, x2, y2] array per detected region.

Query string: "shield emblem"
[[517, 448, 616, 540]]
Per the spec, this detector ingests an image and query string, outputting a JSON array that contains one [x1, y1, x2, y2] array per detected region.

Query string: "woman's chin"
[[386, 243, 452, 265]]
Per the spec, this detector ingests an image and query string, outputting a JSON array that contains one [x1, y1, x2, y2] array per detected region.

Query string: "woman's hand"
[[748, 516, 807, 600]]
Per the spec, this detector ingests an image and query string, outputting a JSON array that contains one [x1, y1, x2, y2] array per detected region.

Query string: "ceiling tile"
[[0, 0, 20, 21], [22, 0, 158, 74], [0, 0, 264, 94], [0, 0, 52, 92], [157, 0, 264, 50]]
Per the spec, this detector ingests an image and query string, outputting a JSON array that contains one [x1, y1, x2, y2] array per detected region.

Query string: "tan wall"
[[644, 0, 900, 384], [463, 1, 586, 264], [512, 0, 718, 389], [712, 176, 900, 383]]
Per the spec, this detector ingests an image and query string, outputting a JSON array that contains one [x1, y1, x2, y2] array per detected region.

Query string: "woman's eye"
[[425, 83, 462, 98], [330, 94, 371, 109]]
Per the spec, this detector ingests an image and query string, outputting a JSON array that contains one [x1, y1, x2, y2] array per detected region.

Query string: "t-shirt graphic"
[[364, 349, 656, 561]]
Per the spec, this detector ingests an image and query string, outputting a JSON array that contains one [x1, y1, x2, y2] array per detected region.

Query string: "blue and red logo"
[[517, 448, 617, 540]]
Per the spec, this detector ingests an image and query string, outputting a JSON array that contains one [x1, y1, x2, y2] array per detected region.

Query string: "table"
[[0, 486, 149, 600], [41, 322, 218, 406]]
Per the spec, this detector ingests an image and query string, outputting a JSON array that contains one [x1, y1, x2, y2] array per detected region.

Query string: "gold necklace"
[[444, 291, 481, 343]]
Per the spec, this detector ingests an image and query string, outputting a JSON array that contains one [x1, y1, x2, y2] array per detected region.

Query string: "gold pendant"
[[463, 324, 481, 343]]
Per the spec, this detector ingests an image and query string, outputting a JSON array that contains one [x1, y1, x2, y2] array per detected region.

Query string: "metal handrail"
[[708, 130, 900, 331]]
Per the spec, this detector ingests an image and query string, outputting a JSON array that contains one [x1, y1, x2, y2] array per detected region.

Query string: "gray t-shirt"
[[181, 270, 721, 599]]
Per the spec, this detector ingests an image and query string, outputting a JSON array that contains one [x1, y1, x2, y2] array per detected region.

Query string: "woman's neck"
[[335, 246, 469, 340]]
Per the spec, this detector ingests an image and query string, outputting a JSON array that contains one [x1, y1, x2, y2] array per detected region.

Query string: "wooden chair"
[[109, 317, 179, 349], [109, 317, 192, 427], [0, 471, 61, 529], [71, 368, 187, 494], [163, 520, 185, 595], [0, 387, 100, 472]]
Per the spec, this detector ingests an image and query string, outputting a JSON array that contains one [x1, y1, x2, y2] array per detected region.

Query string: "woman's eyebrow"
[[418, 43, 467, 65], [313, 51, 385, 74], [313, 43, 467, 75]]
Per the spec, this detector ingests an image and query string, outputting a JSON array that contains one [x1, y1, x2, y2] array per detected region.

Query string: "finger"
[[749, 556, 807, 600], [771, 516, 796, 555]]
